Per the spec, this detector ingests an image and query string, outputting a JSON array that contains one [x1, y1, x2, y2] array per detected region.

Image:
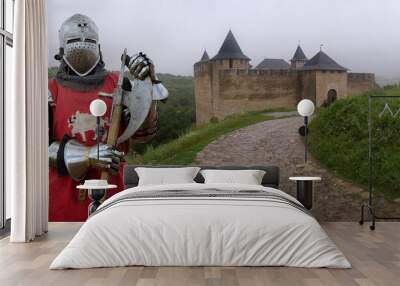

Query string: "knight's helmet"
[[58, 14, 100, 77]]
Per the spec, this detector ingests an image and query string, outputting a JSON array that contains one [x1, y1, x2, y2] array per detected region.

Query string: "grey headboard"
[[123, 165, 280, 189]]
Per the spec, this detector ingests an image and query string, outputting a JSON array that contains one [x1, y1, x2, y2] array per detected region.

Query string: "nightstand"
[[77, 180, 117, 215], [289, 176, 321, 210]]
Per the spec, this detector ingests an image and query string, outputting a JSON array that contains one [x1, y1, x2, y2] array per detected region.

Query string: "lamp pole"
[[90, 99, 107, 161], [97, 116, 100, 160], [304, 116, 308, 163], [297, 99, 315, 164]]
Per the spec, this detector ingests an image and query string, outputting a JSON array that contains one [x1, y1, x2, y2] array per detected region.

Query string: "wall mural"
[[46, 7, 399, 224]]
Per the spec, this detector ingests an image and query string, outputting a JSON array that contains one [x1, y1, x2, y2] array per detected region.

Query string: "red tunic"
[[48, 73, 128, 222]]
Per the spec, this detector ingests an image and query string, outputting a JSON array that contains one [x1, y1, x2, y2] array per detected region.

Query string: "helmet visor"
[[63, 39, 100, 76]]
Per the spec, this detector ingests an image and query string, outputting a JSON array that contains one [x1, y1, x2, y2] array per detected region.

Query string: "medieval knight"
[[48, 14, 168, 221]]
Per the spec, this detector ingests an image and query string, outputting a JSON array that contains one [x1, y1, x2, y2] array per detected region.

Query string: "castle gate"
[[326, 89, 337, 106]]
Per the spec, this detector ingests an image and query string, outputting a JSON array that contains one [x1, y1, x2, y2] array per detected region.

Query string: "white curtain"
[[8, 0, 48, 242]]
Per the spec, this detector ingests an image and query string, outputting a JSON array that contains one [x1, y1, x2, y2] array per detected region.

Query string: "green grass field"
[[308, 86, 400, 200], [128, 111, 275, 165]]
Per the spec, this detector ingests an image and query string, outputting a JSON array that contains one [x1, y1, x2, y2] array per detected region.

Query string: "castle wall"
[[215, 69, 299, 118], [347, 73, 377, 96], [194, 61, 377, 124]]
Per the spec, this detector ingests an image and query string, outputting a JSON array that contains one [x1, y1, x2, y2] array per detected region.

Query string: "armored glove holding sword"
[[48, 14, 168, 221]]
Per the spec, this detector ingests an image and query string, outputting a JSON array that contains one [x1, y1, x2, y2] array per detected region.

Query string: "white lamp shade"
[[89, 99, 107, 117], [297, 99, 315, 117]]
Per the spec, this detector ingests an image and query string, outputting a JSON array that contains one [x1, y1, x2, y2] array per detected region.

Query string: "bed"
[[50, 165, 351, 269]]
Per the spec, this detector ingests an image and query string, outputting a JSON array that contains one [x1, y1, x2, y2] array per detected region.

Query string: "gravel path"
[[196, 116, 400, 221]]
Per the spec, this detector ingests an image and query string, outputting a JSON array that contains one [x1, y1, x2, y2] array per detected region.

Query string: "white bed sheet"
[[50, 183, 351, 269]]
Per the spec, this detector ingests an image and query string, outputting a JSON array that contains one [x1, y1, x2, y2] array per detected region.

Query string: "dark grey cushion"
[[123, 165, 280, 189]]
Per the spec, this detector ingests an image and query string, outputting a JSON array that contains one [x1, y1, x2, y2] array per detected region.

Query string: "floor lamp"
[[297, 99, 315, 163]]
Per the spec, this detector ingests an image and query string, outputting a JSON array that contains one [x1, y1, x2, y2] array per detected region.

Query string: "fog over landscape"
[[48, 0, 400, 81]]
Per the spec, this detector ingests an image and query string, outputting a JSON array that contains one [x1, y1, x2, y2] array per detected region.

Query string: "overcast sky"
[[48, 0, 400, 78]]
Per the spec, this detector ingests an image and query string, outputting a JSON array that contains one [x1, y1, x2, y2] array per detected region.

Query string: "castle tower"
[[211, 30, 250, 70], [194, 50, 214, 124], [193, 50, 210, 73], [200, 50, 210, 61], [194, 31, 252, 125], [301, 50, 347, 106], [290, 45, 308, 69]]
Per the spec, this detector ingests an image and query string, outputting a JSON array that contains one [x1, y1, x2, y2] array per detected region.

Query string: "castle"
[[194, 30, 377, 124]]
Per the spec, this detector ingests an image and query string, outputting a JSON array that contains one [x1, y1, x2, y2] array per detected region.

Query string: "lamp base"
[[87, 189, 107, 216], [296, 181, 313, 210]]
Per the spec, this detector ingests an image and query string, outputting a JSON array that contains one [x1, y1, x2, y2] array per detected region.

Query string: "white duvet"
[[50, 183, 351, 269]]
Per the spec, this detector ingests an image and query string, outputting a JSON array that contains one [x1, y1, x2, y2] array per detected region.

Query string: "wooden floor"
[[0, 222, 399, 286]]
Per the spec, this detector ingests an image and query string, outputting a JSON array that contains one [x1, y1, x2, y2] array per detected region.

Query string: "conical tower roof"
[[302, 51, 347, 71], [212, 30, 250, 61], [291, 45, 307, 61], [200, 50, 210, 61]]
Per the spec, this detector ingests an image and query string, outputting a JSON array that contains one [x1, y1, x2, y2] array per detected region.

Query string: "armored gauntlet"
[[49, 139, 124, 181], [127, 53, 160, 83]]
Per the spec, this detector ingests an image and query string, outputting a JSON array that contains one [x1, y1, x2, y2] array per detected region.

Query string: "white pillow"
[[200, 169, 266, 185], [135, 167, 201, 186]]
